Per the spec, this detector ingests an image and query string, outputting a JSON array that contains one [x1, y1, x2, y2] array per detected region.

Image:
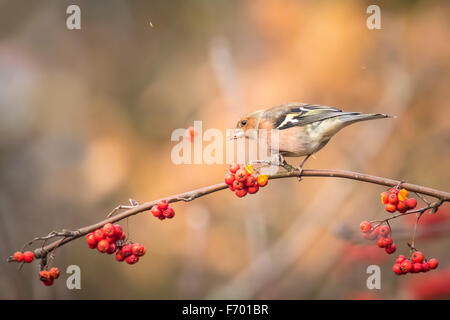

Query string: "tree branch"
[[7, 168, 450, 262]]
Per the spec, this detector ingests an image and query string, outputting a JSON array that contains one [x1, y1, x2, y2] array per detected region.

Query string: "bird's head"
[[231, 110, 264, 140]]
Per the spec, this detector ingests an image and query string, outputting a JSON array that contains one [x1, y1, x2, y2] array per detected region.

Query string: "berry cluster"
[[360, 222, 396, 254], [13, 251, 35, 263], [393, 252, 439, 275], [39, 267, 60, 286], [381, 188, 417, 213], [151, 200, 175, 220], [225, 164, 268, 198], [86, 223, 146, 264]]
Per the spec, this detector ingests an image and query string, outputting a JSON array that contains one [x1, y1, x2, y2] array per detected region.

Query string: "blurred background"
[[0, 0, 449, 299]]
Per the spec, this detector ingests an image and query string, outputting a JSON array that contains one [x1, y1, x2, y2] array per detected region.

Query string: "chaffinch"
[[232, 102, 391, 174]]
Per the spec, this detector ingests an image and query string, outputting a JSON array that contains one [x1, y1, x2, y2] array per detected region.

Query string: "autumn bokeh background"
[[1, 0, 449, 299]]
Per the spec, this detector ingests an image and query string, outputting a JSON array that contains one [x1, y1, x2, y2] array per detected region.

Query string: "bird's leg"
[[278, 154, 295, 172], [296, 154, 311, 181]]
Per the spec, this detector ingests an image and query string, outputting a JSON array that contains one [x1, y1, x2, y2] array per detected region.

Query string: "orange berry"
[[398, 189, 408, 202], [235, 189, 247, 198], [257, 174, 268, 187], [380, 192, 388, 204], [13, 251, 24, 263], [244, 164, 254, 175], [49, 267, 60, 279], [39, 270, 51, 282], [385, 203, 397, 213], [388, 193, 398, 205]]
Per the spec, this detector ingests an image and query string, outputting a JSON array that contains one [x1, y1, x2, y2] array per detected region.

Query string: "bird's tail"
[[338, 112, 392, 125]]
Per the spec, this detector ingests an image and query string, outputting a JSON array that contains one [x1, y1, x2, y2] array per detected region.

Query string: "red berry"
[[42, 278, 54, 286], [39, 270, 51, 281], [393, 264, 404, 275], [235, 169, 248, 183], [389, 187, 399, 195], [363, 226, 379, 240], [151, 205, 162, 217], [385, 243, 397, 254], [125, 254, 139, 265], [113, 224, 123, 236], [232, 180, 245, 190], [245, 176, 258, 187], [411, 251, 424, 263], [86, 233, 97, 247], [97, 239, 110, 253], [225, 173, 235, 185], [379, 225, 390, 237], [380, 192, 389, 204], [247, 185, 259, 194], [422, 262, 430, 272], [163, 207, 175, 219], [121, 245, 132, 257], [13, 251, 24, 263], [388, 193, 398, 205], [396, 255, 406, 264], [413, 263, 423, 273], [405, 198, 417, 210], [235, 189, 247, 198], [428, 258, 439, 269], [383, 237, 393, 247], [158, 215, 166, 220], [23, 251, 34, 263], [396, 201, 407, 212], [400, 260, 413, 273], [115, 251, 125, 262], [229, 164, 240, 174], [49, 267, 60, 279], [132, 243, 146, 257], [229, 184, 236, 192], [103, 223, 115, 236], [157, 200, 169, 210], [93, 229, 105, 241], [359, 221, 372, 234], [385, 203, 397, 213], [106, 242, 117, 254]]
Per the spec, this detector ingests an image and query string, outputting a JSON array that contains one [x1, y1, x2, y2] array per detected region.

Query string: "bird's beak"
[[228, 128, 245, 140]]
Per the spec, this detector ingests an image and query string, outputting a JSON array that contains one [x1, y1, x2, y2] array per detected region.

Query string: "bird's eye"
[[241, 120, 247, 126]]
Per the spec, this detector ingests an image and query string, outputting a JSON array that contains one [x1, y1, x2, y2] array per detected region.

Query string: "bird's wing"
[[271, 104, 348, 130]]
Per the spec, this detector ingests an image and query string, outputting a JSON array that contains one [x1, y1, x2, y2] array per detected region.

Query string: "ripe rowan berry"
[[157, 200, 169, 210], [359, 221, 372, 233], [380, 192, 388, 204], [388, 193, 398, 205], [428, 258, 439, 269], [422, 262, 430, 272], [405, 198, 417, 210], [385, 203, 397, 213], [125, 254, 139, 265], [396, 201, 407, 212], [257, 174, 268, 187], [385, 243, 396, 254], [13, 251, 24, 263], [377, 237, 393, 248], [411, 251, 424, 264], [97, 239, 110, 253], [103, 223, 115, 237], [229, 184, 236, 192], [114, 224, 123, 236], [235, 189, 247, 198], [363, 226, 379, 240], [115, 251, 125, 262], [245, 175, 257, 187], [247, 185, 259, 194], [163, 207, 175, 219], [132, 243, 146, 257], [398, 189, 408, 202], [151, 205, 162, 217], [225, 173, 235, 185], [379, 225, 390, 237], [244, 164, 254, 175], [23, 251, 34, 263], [235, 169, 248, 183], [412, 263, 423, 273], [42, 278, 54, 286], [86, 233, 97, 247], [121, 244, 132, 258], [39, 270, 51, 282], [106, 242, 117, 254], [388, 188, 399, 195], [94, 229, 105, 241], [49, 267, 60, 279], [229, 164, 240, 174], [396, 255, 406, 264], [232, 180, 245, 190], [400, 260, 413, 273], [393, 264, 403, 275]]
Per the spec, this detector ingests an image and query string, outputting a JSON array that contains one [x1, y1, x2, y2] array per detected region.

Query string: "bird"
[[231, 102, 391, 177]]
